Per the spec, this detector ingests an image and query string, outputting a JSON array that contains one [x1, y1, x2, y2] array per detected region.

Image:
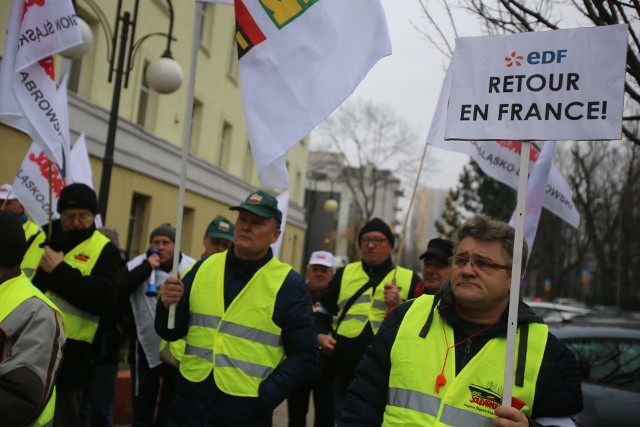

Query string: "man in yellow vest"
[[0, 183, 45, 277], [28, 183, 125, 427], [340, 215, 583, 426], [0, 210, 65, 427], [156, 190, 317, 427], [314, 217, 420, 420]]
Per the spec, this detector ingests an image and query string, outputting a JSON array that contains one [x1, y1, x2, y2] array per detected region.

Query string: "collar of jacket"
[[0, 265, 22, 285], [227, 244, 274, 278], [361, 257, 394, 278]]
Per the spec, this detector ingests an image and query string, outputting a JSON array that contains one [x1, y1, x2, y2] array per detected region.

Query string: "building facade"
[[0, 0, 308, 267]]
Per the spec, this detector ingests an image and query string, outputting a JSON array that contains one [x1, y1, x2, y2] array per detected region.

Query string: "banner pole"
[[502, 140, 530, 406], [168, 0, 203, 329]]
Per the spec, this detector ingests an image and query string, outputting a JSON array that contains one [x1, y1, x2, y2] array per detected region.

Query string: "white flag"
[[428, 67, 580, 229], [271, 191, 289, 259], [508, 140, 557, 262], [69, 133, 103, 228], [0, 0, 82, 168], [233, 0, 391, 188], [12, 142, 66, 226]]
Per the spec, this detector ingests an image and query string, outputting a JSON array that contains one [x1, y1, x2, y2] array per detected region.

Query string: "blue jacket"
[[156, 246, 317, 426]]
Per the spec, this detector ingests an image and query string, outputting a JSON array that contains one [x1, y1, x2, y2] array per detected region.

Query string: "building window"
[[199, 3, 215, 50], [243, 140, 254, 182], [190, 99, 203, 155], [218, 121, 232, 169], [182, 207, 194, 254], [136, 61, 151, 127], [227, 29, 239, 83], [126, 193, 150, 257]]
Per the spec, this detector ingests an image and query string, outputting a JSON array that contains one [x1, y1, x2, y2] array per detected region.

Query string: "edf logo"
[[504, 49, 568, 67]]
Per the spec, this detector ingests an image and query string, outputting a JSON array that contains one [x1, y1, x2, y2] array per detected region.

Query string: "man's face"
[[359, 231, 392, 266], [203, 236, 232, 256], [150, 235, 175, 265], [233, 210, 280, 260], [60, 209, 95, 232], [306, 264, 334, 296], [421, 256, 452, 295], [1, 199, 24, 216], [450, 236, 511, 315]]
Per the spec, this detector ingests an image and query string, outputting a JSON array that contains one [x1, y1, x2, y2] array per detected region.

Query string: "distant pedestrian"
[[288, 251, 335, 427]]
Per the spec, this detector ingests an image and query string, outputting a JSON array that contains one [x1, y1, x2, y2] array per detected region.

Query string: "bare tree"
[[312, 100, 418, 222]]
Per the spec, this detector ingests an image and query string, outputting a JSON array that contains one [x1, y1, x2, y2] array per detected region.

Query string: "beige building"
[[0, 1, 308, 267]]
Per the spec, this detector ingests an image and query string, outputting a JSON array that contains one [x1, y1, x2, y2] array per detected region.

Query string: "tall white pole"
[[502, 140, 531, 405], [168, 0, 204, 329]]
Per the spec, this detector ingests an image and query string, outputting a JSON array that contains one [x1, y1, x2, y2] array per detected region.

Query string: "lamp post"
[[303, 171, 339, 270], [63, 0, 183, 223]]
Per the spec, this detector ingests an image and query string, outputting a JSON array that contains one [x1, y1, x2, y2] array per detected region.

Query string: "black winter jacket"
[[340, 284, 583, 427], [32, 221, 125, 391]]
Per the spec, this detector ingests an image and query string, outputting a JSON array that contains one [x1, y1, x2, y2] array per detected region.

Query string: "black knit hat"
[[57, 183, 99, 215], [150, 223, 176, 243], [358, 217, 395, 248], [0, 211, 27, 267]]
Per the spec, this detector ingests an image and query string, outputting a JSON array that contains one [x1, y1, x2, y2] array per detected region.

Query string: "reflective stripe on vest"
[[0, 273, 61, 427], [21, 221, 45, 280], [180, 253, 291, 396], [383, 295, 547, 426], [45, 231, 109, 343], [334, 262, 413, 337]]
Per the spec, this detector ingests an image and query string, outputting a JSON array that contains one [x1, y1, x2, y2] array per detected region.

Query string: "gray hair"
[[455, 214, 528, 268]]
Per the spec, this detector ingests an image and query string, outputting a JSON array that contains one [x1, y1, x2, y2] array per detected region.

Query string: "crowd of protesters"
[[0, 183, 583, 427]]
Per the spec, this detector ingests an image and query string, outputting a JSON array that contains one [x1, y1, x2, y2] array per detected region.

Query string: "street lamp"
[[62, 0, 183, 222], [303, 171, 339, 270]]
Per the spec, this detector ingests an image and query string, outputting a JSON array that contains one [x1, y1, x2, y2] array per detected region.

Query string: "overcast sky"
[[346, 0, 480, 190]]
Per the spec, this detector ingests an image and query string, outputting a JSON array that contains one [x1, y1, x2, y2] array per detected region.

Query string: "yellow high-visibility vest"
[[44, 231, 110, 343], [334, 262, 413, 337], [0, 272, 62, 427], [383, 295, 547, 426], [180, 252, 290, 396]]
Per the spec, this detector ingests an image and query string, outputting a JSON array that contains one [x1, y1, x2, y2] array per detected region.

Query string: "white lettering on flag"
[[428, 67, 580, 229], [445, 25, 628, 141], [234, 0, 391, 188], [0, 0, 81, 168]]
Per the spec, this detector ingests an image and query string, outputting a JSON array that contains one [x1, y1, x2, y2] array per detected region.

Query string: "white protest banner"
[[271, 191, 289, 259], [12, 143, 66, 226], [428, 68, 580, 229], [445, 25, 628, 141], [0, 0, 82, 168], [233, 0, 391, 188], [509, 140, 557, 264]]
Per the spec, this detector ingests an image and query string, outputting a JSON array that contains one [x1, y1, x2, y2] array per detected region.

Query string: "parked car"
[[549, 321, 640, 427], [527, 301, 594, 323]]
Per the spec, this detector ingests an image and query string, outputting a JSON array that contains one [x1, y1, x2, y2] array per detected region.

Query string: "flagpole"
[[48, 161, 53, 236], [502, 140, 530, 406], [393, 141, 429, 281], [168, 0, 204, 329]]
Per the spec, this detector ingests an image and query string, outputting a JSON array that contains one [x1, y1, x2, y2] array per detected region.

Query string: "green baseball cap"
[[205, 216, 235, 242], [230, 190, 282, 224]]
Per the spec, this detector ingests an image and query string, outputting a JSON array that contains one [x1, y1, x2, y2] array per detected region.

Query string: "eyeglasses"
[[450, 255, 510, 272], [61, 213, 95, 222], [361, 237, 387, 247]]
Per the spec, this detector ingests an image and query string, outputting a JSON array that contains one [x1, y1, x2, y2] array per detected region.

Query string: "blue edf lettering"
[[527, 49, 567, 65]]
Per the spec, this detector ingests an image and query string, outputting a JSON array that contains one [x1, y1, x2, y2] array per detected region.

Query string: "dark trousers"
[[80, 362, 119, 427], [287, 375, 334, 427], [131, 344, 178, 427], [54, 389, 83, 427]]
